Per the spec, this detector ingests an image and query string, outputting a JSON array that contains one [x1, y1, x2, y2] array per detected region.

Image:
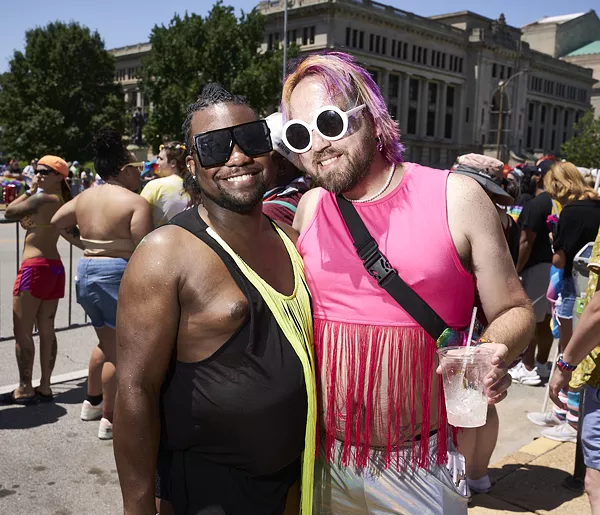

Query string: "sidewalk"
[[469, 438, 589, 514]]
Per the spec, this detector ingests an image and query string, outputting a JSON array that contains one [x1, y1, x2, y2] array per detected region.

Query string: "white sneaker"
[[98, 418, 113, 440], [80, 400, 103, 421], [509, 362, 542, 386], [541, 422, 577, 443], [467, 474, 492, 494], [535, 360, 552, 380], [527, 411, 562, 427]]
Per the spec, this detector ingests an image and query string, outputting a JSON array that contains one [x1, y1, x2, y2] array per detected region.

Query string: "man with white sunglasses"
[[285, 52, 535, 513]]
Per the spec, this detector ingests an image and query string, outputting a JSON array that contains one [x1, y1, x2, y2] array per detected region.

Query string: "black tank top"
[[160, 209, 307, 514]]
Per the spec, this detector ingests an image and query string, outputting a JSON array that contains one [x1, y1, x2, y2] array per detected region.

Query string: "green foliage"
[[561, 111, 600, 169], [140, 1, 298, 150], [0, 22, 125, 162]]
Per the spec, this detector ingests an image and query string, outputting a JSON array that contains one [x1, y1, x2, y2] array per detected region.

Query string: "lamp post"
[[495, 70, 528, 160], [282, 0, 288, 84]]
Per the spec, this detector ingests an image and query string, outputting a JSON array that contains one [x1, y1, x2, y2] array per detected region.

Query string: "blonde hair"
[[544, 161, 599, 203]]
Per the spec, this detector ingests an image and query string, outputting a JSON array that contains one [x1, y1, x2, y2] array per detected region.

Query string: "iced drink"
[[437, 346, 494, 428]]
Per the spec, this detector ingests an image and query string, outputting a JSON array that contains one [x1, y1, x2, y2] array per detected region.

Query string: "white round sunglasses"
[[282, 104, 366, 154]]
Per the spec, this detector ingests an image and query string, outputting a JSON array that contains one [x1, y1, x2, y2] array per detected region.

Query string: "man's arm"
[[552, 250, 567, 269], [448, 175, 535, 403], [51, 196, 79, 230], [550, 280, 600, 408], [113, 229, 181, 515]]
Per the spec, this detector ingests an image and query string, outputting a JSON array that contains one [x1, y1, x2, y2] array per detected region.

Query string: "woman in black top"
[[544, 161, 600, 352]]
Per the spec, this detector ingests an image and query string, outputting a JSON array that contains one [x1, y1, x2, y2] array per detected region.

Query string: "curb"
[[0, 368, 88, 395]]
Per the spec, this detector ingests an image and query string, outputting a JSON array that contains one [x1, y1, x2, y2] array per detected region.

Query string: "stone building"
[[107, 1, 596, 167], [258, 0, 595, 166], [109, 42, 152, 117], [522, 11, 600, 118]]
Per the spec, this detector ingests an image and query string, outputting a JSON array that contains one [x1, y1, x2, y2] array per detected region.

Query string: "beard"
[[309, 133, 377, 194], [198, 173, 268, 214]]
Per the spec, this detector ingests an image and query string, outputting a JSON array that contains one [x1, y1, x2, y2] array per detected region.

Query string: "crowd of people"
[[0, 51, 599, 515]]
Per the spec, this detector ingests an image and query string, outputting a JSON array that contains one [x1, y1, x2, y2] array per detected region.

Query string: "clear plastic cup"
[[437, 346, 494, 428]]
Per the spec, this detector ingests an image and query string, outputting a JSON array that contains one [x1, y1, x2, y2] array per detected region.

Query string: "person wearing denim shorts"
[[550, 225, 600, 514], [52, 128, 153, 440]]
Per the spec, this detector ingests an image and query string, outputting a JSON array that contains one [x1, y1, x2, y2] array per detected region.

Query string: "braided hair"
[[91, 128, 130, 180]]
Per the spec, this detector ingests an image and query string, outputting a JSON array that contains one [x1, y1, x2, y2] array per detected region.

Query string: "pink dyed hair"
[[281, 52, 404, 164]]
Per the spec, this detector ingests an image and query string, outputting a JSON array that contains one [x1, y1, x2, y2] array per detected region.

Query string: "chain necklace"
[[342, 163, 396, 203]]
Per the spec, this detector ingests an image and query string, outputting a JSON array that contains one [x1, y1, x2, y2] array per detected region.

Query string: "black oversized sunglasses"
[[36, 168, 57, 176], [193, 120, 272, 168]]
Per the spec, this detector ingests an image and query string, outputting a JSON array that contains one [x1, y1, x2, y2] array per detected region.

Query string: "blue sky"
[[1, 0, 597, 72]]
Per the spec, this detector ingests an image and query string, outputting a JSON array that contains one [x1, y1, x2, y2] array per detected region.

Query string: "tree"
[[561, 111, 600, 169], [0, 22, 125, 161], [140, 1, 298, 149]]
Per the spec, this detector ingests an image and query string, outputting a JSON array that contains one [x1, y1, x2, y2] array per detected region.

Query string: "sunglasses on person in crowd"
[[36, 168, 57, 176], [282, 104, 366, 154], [159, 143, 186, 151], [121, 162, 144, 173], [193, 120, 272, 168]]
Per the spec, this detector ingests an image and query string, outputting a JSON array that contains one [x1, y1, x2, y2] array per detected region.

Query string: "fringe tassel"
[[315, 318, 450, 472]]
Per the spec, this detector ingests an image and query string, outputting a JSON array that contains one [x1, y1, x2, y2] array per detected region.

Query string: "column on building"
[[380, 69, 390, 103], [418, 79, 428, 138], [533, 102, 541, 151], [400, 74, 410, 137]]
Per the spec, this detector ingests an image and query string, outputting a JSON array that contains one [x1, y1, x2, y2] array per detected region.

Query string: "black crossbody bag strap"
[[336, 194, 448, 341]]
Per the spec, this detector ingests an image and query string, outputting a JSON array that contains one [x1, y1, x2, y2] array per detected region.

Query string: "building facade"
[[522, 11, 600, 119], [109, 42, 152, 117], [259, 0, 595, 166], [107, 2, 596, 167]]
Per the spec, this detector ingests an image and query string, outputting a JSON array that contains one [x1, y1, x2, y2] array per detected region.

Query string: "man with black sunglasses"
[[113, 83, 317, 515], [285, 52, 535, 514]]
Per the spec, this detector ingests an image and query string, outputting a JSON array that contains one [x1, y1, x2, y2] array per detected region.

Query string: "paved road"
[[0, 220, 558, 513]]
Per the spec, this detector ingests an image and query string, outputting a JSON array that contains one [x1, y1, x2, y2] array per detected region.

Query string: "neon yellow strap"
[[207, 225, 316, 514]]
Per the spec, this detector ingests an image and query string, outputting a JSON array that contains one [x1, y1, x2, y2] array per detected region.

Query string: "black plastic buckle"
[[359, 239, 396, 285]]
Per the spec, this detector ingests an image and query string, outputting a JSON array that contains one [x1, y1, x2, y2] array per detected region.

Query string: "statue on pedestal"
[[131, 107, 145, 146]]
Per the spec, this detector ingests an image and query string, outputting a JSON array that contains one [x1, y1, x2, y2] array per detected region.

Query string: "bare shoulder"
[[293, 187, 324, 233], [128, 224, 227, 293], [447, 173, 498, 228], [272, 219, 299, 244]]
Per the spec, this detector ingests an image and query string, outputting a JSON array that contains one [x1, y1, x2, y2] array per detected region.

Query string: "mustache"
[[312, 150, 344, 168]]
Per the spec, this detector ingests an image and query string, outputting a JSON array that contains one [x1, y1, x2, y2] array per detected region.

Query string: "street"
[[0, 221, 572, 514]]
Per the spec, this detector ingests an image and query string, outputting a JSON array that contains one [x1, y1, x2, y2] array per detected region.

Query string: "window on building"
[[392, 40, 396, 56], [359, 31, 364, 49], [309, 26, 315, 44], [423, 48, 428, 64], [445, 113, 453, 139], [500, 65, 505, 79], [526, 126, 532, 148], [431, 50, 437, 66], [409, 78, 419, 102], [539, 129, 545, 148], [352, 29, 358, 48], [292, 29, 297, 43], [302, 28, 308, 45], [564, 111, 570, 128], [412, 45, 417, 62], [441, 53, 446, 69], [388, 102, 398, 120], [551, 130, 556, 149], [375, 35, 381, 54], [382, 37, 387, 55], [553, 107, 558, 125], [346, 28, 351, 46], [492, 63, 497, 78], [368, 69, 379, 86], [449, 55, 454, 71], [447, 86, 455, 108], [507, 67, 512, 78], [407, 108, 417, 135], [403, 42, 408, 60], [540, 105, 546, 124], [465, 107, 470, 123], [389, 74, 399, 98], [428, 82, 438, 105], [528, 103, 534, 122], [459, 58, 463, 73], [370, 34, 374, 52]]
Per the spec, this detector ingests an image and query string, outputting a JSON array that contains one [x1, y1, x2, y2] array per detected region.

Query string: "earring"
[[377, 136, 383, 152]]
